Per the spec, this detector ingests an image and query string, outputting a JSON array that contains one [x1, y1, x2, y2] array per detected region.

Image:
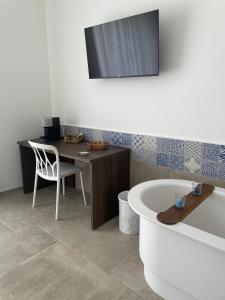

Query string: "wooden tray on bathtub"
[[157, 184, 214, 225]]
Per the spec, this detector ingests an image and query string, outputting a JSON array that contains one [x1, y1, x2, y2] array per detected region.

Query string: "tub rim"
[[128, 179, 225, 253]]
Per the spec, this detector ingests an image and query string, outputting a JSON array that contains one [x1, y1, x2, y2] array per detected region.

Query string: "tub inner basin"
[[140, 181, 225, 239]]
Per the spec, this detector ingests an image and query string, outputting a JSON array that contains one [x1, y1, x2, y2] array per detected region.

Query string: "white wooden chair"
[[28, 141, 86, 220]]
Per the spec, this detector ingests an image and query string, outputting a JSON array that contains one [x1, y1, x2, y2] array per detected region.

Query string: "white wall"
[[46, 0, 225, 145], [0, 0, 51, 192]]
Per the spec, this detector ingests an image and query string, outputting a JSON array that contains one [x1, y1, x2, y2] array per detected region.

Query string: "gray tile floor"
[[0, 186, 163, 300]]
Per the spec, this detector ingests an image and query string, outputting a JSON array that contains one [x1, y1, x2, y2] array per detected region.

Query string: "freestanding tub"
[[128, 179, 225, 300]]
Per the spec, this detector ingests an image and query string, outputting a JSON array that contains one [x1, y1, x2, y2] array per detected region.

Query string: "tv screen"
[[84, 10, 159, 79]]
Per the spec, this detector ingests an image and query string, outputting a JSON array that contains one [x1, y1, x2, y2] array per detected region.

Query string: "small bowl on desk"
[[87, 141, 108, 150]]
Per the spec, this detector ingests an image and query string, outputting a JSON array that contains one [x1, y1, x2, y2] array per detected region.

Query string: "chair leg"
[[32, 172, 38, 207], [62, 177, 65, 196], [55, 179, 60, 220], [80, 172, 87, 206]]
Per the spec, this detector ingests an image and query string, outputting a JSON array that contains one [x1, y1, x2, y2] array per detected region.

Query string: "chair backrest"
[[28, 141, 60, 180]]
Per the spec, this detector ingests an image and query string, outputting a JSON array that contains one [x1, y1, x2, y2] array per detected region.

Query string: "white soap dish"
[[78, 151, 89, 156]]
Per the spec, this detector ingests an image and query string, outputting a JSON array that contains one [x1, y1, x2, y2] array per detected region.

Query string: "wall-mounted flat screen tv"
[[84, 10, 159, 79]]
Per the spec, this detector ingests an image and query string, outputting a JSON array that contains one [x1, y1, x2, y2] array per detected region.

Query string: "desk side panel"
[[91, 149, 130, 229]]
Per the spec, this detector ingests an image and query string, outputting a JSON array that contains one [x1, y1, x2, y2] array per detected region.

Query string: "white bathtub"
[[128, 179, 225, 300]]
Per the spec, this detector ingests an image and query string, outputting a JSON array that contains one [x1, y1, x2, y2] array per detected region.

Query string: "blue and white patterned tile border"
[[62, 125, 225, 181]]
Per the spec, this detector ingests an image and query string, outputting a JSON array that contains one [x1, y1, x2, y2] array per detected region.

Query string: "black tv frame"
[[84, 10, 159, 79]]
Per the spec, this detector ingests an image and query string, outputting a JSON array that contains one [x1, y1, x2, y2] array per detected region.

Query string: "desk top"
[[17, 138, 130, 163]]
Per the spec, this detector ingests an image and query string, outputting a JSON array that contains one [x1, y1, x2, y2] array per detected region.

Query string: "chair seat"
[[38, 162, 82, 179], [60, 162, 82, 178]]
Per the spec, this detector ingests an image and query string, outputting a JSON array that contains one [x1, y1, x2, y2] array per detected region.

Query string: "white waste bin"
[[118, 191, 139, 234]]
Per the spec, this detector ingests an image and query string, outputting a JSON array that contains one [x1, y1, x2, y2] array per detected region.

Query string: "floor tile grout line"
[[0, 188, 155, 299], [38, 226, 147, 298], [0, 246, 51, 281], [0, 240, 58, 281], [0, 206, 138, 281], [36, 224, 142, 293], [36, 225, 100, 266], [0, 219, 17, 234]]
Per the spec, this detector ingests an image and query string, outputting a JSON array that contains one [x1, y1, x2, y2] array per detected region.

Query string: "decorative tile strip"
[[62, 125, 225, 180]]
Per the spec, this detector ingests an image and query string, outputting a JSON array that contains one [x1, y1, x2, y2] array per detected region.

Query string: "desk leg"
[[90, 151, 130, 229]]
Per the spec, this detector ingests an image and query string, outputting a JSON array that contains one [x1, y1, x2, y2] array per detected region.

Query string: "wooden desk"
[[17, 139, 130, 229]]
